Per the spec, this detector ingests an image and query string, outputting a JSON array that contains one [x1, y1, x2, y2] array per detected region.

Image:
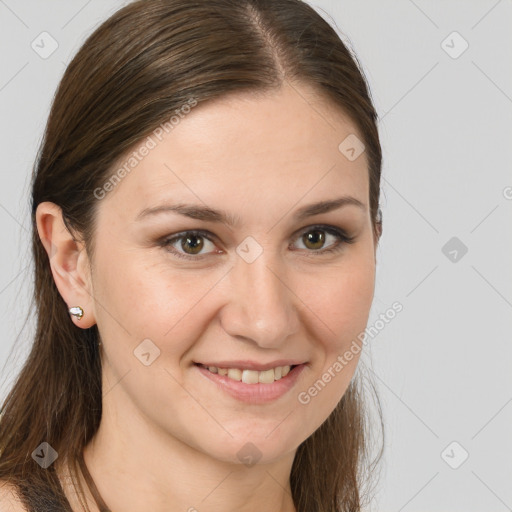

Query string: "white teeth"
[[242, 370, 259, 384], [201, 364, 294, 384], [227, 368, 242, 381], [258, 369, 275, 384]]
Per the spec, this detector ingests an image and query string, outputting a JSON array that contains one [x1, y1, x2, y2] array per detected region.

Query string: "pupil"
[[305, 230, 324, 250], [183, 235, 203, 254]]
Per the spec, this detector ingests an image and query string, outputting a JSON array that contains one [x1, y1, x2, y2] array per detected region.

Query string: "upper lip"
[[195, 360, 306, 371]]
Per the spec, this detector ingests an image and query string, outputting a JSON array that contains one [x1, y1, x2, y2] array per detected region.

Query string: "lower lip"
[[194, 363, 306, 404]]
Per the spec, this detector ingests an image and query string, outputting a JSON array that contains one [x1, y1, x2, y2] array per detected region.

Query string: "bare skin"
[[35, 81, 379, 512]]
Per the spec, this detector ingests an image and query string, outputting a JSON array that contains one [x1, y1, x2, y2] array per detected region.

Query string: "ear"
[[35, 201, 96, 329], [373, 208, 383, 259], [375, 219, 383, 242]]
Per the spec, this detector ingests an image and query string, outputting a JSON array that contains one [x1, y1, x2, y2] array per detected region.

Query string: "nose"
[[219, 251, 299, 348]]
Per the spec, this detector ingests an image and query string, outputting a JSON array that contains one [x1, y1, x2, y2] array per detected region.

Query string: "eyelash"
[[158, 224, 356, 261]]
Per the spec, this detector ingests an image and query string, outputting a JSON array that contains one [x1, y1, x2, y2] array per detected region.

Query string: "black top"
[[16, 453, 110, 512]]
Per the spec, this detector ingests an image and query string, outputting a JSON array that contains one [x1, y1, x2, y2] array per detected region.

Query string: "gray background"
[[1, 1, 511, 510]]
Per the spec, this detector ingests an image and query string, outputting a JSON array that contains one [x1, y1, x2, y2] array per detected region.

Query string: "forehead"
[[101, 82, 369, 220]]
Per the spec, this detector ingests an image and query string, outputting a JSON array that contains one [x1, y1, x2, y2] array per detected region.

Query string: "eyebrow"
[[135, 196, 366, 227]]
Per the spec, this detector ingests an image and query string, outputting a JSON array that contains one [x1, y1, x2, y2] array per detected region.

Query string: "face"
[[87, 81, 377, 464]]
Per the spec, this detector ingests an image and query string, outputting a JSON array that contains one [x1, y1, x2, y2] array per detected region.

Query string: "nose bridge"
[[223, 249, 297, 346]]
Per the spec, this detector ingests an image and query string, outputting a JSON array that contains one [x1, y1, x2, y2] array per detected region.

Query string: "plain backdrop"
[[1, 1, 511, 510]]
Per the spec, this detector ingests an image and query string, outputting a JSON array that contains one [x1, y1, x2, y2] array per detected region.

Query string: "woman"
[[0, 0, 384, 510]]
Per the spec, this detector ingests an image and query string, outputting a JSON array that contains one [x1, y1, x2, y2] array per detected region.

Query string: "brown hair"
[[0, 0, 384, 510]]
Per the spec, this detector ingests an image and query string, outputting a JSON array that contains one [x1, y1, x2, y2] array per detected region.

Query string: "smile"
[[194, 363, 307, 404], [196, 363, 295, 383]]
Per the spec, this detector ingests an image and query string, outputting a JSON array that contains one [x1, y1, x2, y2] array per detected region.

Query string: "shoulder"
[[0, 480, 29, 512]]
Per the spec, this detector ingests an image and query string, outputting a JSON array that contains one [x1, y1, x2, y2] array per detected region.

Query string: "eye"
[[160, 230, 218, 260], [159, 225, 356, 261], [290, 225, 356, 255]]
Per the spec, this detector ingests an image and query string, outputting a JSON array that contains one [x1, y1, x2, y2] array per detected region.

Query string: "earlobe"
[[35, 201, 96, 328]]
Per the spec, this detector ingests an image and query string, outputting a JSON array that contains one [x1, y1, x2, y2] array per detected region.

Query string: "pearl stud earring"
[[68, 306, 84, 321]]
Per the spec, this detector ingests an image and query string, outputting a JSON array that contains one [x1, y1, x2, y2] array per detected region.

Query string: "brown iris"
[[303, 230, 325, 250], [181, 234, 204, 255]]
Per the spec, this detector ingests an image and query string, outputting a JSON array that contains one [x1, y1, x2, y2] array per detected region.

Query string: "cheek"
[[92, 246, 220, 360], [299, 275, 372, 411], [287, 255, 375, 444], [298, 250, 375, 394], [308, 253, 375, 349]]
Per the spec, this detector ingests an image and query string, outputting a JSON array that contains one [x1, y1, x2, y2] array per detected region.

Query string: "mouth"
[[193, 362, 307, 404], [194, 362, 299, 384]]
